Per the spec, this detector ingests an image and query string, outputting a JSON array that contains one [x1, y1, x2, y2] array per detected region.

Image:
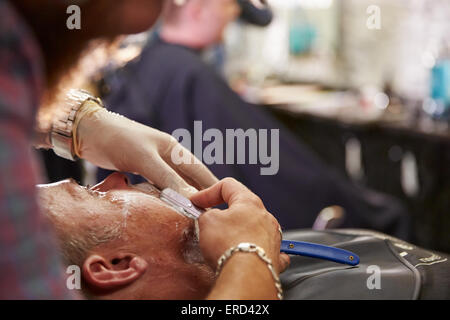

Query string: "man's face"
[[38, 172, 215, 299]]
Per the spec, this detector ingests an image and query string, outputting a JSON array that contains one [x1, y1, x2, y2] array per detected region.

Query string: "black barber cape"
[[97, 36, 411, 239], [281, 229, 450, 300]]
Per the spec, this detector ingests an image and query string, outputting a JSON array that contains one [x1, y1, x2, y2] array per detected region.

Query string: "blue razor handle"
[[281, 240, 359, 266]]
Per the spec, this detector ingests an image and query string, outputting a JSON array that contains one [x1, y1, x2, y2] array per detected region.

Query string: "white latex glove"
[[76, 107, 218, 196]]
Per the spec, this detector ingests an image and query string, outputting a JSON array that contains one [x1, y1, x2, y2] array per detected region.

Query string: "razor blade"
[[160, 188, 205, 219]]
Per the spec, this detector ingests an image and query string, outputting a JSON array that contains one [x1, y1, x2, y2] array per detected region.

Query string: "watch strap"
[[51, 89, 104, 161]]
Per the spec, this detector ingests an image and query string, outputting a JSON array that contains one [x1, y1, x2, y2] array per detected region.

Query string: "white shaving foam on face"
[[110, 196, 130, 233], [108, 191, 157, 239], [182, 227, 205, 264]]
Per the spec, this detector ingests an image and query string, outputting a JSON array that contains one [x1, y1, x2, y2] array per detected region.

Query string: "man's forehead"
[[37, 179, 191, 222], [36, 178, 77, 189]]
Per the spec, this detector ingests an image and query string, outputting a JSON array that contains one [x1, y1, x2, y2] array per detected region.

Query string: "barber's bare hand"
[[191, 178, 290, 274]]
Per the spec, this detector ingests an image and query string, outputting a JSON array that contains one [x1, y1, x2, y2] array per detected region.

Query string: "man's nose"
[[91, 172, 130, 192]]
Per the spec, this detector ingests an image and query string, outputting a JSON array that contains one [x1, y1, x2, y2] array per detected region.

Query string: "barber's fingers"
[[140, 155, 199, 197], [190, 177, 260, 209], [278, 253, 291, 274], [162, 142, 219, 191]]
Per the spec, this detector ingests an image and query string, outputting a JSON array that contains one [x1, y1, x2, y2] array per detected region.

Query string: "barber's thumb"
[[278, 253, 290, 273]]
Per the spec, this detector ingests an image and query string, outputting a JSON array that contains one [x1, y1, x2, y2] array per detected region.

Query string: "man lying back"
[[38, 172, 214, 299], [38, 173, 450, 300], [37, 173, 290, 299]]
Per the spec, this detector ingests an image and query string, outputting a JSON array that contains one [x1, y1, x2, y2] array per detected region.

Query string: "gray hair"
[[44, 209, 123, 268]]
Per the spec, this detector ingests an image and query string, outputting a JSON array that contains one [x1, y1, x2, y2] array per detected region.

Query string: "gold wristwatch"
[[51, 89, 104, 161]]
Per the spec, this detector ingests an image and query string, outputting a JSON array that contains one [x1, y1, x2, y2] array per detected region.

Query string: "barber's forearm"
[[207, 253, 279, 300]]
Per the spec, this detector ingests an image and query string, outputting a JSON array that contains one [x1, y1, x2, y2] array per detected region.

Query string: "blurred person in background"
[[97, 0, 412, 238], [1, 0, 286, 299]]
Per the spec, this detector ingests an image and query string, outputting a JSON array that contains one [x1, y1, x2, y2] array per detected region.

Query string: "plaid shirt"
[[0, 1, 76, 299]]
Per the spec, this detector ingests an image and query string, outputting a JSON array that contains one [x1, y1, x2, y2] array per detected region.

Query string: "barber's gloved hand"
[[191, 178, 290, 274], [76, 108, 218, 196]]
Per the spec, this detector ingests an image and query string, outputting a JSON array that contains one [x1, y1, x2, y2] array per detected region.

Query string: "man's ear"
[[82, 254, 148, 291]]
